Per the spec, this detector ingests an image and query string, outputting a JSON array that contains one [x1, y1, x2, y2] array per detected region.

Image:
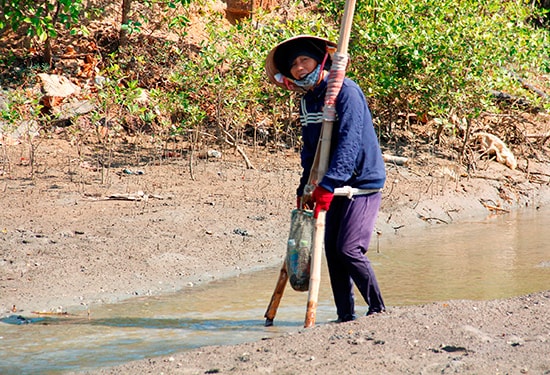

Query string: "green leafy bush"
[[0, 0, 84, 42], [319, 0, 550, 134], [162, 0, 549, 150], [163, 10, 338, 148], [3, 0, 549, 159]]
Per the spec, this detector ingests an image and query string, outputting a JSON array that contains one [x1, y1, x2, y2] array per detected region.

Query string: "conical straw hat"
[[265, 35, 337, 91]]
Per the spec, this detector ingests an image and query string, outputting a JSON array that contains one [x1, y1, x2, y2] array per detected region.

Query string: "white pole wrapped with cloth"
[[304, 0, 357, 328]]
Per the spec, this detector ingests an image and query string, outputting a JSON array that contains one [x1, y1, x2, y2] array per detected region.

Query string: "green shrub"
[[164, 0, 549, 148], [165, 10, 338, 148], [4, 0, 549, 157], [319, 0, 550, 135], [0, 0, 83, 41]]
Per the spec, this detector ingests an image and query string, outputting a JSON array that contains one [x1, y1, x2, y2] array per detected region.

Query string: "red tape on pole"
[[323, 52, 349, 122]]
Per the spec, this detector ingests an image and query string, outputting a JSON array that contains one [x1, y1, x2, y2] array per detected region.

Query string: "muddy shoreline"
[[1, 141, 550, 374]]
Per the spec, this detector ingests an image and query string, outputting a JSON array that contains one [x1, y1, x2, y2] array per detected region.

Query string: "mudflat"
[[1, 138, 549, 374]]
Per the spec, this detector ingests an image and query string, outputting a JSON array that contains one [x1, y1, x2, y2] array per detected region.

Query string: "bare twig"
[[417, 214, 449, 224], [217, 126, 255, 169], [480, 202, 510, 213], [459, 117, 472, 163], [508, 71, 550, 101], [471, 174, 509, 182], [189, 126, 199, 181]]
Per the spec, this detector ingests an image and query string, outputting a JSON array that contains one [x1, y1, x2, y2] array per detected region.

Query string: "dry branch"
[[509, 71, 550, 101], [217, 126, 255, 169], [480, 202, 510, 213], [525, 133, 550, 146], [489, 90, 532, 109], [383, 154, 408, 166], [417, 214, 449, 224]]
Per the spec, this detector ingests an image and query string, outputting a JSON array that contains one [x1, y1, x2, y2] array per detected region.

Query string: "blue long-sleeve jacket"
[[296, 76, 386, 196]]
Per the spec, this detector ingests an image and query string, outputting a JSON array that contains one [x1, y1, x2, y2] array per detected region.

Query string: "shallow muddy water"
[[1, 208, 548, 375]]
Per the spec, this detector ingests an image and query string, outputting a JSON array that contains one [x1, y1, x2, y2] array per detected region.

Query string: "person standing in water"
[[266, 35, 387, 322]]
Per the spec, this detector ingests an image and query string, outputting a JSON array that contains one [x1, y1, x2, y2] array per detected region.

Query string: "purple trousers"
[[325, 192, 385, 321]]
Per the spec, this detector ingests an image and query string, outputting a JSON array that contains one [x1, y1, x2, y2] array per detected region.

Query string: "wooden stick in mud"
[[303, 209, 325, 327], [264, 261, 289, 326]]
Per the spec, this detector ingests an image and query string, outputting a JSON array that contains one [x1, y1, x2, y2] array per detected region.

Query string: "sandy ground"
[[1, 137, 550, 374]]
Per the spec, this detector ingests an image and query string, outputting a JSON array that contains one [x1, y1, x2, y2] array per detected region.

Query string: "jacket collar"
[[305, 75, 328, 101]]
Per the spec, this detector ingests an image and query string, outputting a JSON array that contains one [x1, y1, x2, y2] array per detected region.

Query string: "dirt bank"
[[1, 137, 550, 374]]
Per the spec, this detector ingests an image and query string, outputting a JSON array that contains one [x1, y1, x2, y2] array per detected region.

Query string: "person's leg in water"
[[325, 192, 385, 321]]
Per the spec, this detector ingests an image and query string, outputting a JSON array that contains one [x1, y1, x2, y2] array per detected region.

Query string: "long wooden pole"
[[303, 0, 357, 328], [264, 261, 289, 326]]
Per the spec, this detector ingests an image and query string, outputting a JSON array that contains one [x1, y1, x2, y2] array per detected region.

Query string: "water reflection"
[[0, 275, 335, 375], [0, 208, 548, 375], [376, 208, 549, 304]]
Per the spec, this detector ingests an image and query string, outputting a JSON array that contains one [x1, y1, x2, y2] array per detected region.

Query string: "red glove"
[[296, 196, 302, 209], [311, 186, 334, 218]]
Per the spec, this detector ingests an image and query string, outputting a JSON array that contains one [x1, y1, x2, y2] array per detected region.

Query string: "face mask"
[[292, 64, 322, 90]]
